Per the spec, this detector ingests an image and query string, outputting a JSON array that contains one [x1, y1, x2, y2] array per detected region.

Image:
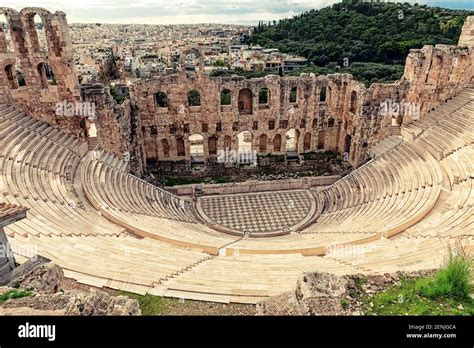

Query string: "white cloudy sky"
[[3, 0, 470, 25]]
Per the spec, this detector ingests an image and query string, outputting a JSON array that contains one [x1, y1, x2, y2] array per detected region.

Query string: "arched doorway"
[[176, 137, 185, 157], [259, 134, 267, 152], [317, 131, 325, 150], [237, 131, 252, 152], [189, 134, 204, 162], [285, 129, 298, 152], [237, 131, 253, 164], [303, 132, 311, 151], [273, 134, 282, 152], [208, 136, 217, 155], [161, 139, 170, 157]]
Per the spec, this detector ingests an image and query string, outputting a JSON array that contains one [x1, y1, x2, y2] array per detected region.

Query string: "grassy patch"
[[0, 289, 32, 303], [116, 291, 255, 316], [362, 254, 473, 316], [416, 255, 471, 300], [117, 291, 170, 315]]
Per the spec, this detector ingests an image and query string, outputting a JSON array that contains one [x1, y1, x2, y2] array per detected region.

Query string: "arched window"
[[328, 118, 335, 128], [155, 91, 168, 108], [4, 64, 16, 89], [237, 131, 252, 153], [238, 88, 252, 115], [188, 90, 200, 106], [16, 70, 26, 87], [220, 89, 231, 105], [289, 87, 297, 103], [319, 86, 326, 102], [37, 62, 55, 88], [259, 87, 269, 105], [25, 13, 48, 52]]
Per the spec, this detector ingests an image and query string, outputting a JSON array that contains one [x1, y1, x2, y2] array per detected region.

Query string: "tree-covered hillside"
[[243, 1, 473, 85]]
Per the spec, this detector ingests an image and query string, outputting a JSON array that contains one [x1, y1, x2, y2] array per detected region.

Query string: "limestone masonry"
[[1, 7, 473, 172]]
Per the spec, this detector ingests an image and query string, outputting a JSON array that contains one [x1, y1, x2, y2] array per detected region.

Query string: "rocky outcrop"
[[257, 270, 436, 316], [5, 256, 63, 293], [0, 256, 141, 316], [65, 291, 141, 316]]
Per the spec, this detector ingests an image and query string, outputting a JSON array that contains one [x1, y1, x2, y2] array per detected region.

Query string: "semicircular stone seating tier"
[[0, 87, 473, 304], [0, 106, 126, 238], [80, 149, 383, 256]]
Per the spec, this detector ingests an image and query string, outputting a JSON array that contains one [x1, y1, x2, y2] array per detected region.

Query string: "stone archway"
[[189, 134, 204, 158], [237, 131, 252, 153], [285, 129, 298, 152]]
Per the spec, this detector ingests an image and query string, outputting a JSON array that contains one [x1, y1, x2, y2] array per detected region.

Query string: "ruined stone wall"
[[126, 16, 474, 169], [402, 44, 473, 122], [0, 7, 84, 138], [1, 8, 473, 171], [459, 16, 474, 48], [81, 84, 145, 174], [130, 70, 381, 167], [166, 175, 340, 196]]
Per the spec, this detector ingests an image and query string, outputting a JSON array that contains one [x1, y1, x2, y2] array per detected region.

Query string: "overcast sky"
[[3, 0, 472, 25]]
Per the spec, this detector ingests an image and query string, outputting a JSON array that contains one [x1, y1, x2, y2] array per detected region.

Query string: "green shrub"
[[416, 254, 472, 300], [0, 289, 32, 303]]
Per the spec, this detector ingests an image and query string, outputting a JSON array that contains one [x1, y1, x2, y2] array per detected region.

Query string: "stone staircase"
[[87, 137, 98, 150], [389, 125, 401, 136]]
